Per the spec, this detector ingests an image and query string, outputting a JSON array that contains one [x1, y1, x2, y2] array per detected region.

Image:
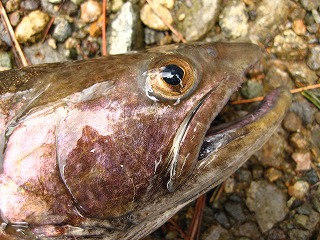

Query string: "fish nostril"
[[206, 47, 218, 57]]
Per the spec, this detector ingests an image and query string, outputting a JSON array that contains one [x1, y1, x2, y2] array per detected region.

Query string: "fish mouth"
[[198, 87, 290, 161]]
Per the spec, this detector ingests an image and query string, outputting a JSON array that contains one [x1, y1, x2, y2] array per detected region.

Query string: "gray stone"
[[219, 0, 248, 39], [224, 201, 246, 221], [240, 80, 263, 99], [249, 0, 290, 44], [287, 62, 318, 87], [246, 180, 288, 232], [0, 51, 12, 70], [288, 229, 309, 240], [271, 29, 308, 61], [174, 0, 221, 41], [202, 224, 232, 240], [300, 0, 320, 11], [290, 100, 316, 125], [52, 18, 72, 42], [24, 42, 67, 64], [107, 2, 143, 55], [307, 45, 320, 70]]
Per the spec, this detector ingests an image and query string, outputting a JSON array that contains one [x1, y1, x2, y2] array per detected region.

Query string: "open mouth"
[[198, 88, 287, 160]]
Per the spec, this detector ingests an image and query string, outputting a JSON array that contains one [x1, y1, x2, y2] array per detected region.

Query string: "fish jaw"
[[126, 88, 291, 240]]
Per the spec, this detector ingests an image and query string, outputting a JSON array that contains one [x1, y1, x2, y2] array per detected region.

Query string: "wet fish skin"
[[0, 42, 291, 239]]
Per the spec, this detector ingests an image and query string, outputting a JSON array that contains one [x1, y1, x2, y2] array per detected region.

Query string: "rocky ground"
[[0, 0, 319, 239]]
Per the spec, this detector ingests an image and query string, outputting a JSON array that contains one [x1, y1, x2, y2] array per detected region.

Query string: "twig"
[[146, 0, 187, 43], [167, 219, 189, 239], [42, 0, 66, 43], [231, 83, 320, 105], [0, 1, 28, 67], [102, 0, 107, 56], [188, 195, 206, 240]]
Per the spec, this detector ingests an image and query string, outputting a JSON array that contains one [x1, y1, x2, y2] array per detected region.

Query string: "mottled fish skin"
[[0, 42, 291, 239]]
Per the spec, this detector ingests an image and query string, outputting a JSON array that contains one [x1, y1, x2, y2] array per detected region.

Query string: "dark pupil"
[[161, 64, 184, 85]]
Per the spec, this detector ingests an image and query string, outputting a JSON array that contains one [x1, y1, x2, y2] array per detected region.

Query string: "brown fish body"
[[0, 43, 291, 239]]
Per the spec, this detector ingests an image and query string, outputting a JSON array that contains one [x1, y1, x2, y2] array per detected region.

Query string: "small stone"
[[159, 0, 174, 9], [5, 0, 20, 13], [111, 0, 123, 12], [291, 152, 311, 171], [233, 222, 261, 239], [20, 0, 40, 11], [300, 0, 320, 11], [47, 38, 57, 49], [52, 18, 72, 42], [224, 177, 235, 193], [88, 15, 104, 37], [9, 11, 20, 27], [307, 45, 320, 70], [240, 80, 263, 99], [288, 180, 310, 200], [219, 0, 249, 39], [315, 112, 320, 125], [48, 0, 61, 3], [24, 42, 67, 64], [287, 62, 318, 87], [282, 112, 302, 132], [264, 66, 292, 91], [289, 132, 310, 150], [224, 201, 246, 221], [292, 19, 306, 35], [288, 229, 309, 240], [249, 0, 289, 43], [290, 100, 316, 125], [265, 168, 283, 182], [64, 37, 79, 49], [61, 1, 78, 16], [267, 228, 287, 240], [107, 1, 143, 54], [294, 214, 309, 229], [0, 51, 12, 70], [174, 0, 220, 41], [202, 224, 232, 240], [271, 29, 308, 61], [214, 210, 231, 228], [246, 181, 288, 232], [15, 10, 50, 44], [80, 0, 102, 23], [71, 0, 84, 5], [140, 3, 173, 31]]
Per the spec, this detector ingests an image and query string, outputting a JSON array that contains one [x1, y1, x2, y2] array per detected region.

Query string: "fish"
[[0, 42, 291, 239]]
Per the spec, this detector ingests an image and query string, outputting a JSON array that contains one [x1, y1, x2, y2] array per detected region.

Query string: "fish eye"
[[144, 56, 197, 101], [161, 64, 184, 86]]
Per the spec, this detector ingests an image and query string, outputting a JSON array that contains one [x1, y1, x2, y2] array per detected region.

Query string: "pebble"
[[9, 11, 20, 27], [224, 201, 246, 222], [174, 0, 221, 41], [80, 0, 102, 23], [315, 112, 320, 125], [219, 0, 249, 39], [289, 131, 310, 150], [292, 19, 306, 35], [265, 168, 283, 182], [214, 210, 231, 228], [203, 224, 231, 240], [249, 0, 290, 43], [287, 62, 318, 87], [290, 100, 316, 124], [88, 15, 103, 37], [267, 228, 287, 240], [140, 3, 173, 31], [23, 42, 67, 64], [5, 0, 20, 13], [264, 65, 292, 91], [291, 152, 311, 171], [288, 180, 310, 200], [71, 0, 84, 5], [20, 0, 40, 10], [300, 0, 320, 11], [48, 0, 61, 4], [246, 181, 288, 232], [0, 51, 12, 70], [233, 222, 261, 239], [15, 10, 50, 44], [52, 18, 72, 42], [282, 112, 302, 132], [271, 29, 308, 61], [240, 80, 263, 99], [107, 1, 143, 55], [307, 45, 320, 70], [288, 229, 309, 240]]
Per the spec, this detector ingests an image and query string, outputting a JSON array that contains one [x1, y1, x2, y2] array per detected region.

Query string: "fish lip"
[[198, 88, 286, 160]]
